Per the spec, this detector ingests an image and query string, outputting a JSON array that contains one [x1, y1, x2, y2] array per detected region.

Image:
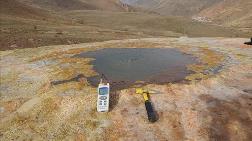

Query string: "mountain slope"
[[1, 0, 250, 50], [121, 0, 222, 16], [121, 0, 252, 29], [197, 0, 252, 28], [18, 0, 131, 11], [0, 0, 50, 19]]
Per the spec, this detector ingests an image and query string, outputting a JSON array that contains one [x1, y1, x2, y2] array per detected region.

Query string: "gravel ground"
[[0, 37, 251, 141]]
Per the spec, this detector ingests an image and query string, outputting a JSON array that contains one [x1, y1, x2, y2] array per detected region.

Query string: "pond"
[[74, 48, 197, 90]]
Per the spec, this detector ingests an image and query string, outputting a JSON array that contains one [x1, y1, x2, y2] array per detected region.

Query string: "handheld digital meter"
[[97, 83, 110, 112]]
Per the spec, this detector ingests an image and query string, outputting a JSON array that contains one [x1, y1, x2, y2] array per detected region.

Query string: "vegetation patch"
[[186, 48, 224, 81]]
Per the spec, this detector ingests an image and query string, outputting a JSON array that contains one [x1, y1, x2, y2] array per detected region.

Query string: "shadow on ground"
[[200, 94, 252, 140], [109, 91, 120, 112], [50, 74, 86, 85]]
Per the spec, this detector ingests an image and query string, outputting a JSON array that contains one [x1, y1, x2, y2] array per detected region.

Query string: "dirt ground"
[[0, 37, 251, 141]]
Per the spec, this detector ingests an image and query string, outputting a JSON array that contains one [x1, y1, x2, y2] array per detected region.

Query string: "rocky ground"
[[0, 37, 251, 141]]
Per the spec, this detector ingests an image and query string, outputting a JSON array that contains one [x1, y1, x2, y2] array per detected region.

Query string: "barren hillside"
[[2, 0, 249, 51], [18, 0, 130, 11], [1, 0, 251, 51], [197, 0, 252, 28], [122, 0, 252, 29], [121, 0, 222, 16], [0, 0, 51, 19]]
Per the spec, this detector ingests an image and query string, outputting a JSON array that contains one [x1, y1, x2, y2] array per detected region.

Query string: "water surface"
[[75, 48, 197, 90]]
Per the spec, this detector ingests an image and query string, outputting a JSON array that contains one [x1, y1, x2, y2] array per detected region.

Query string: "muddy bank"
[[0, 37, 251, 140]]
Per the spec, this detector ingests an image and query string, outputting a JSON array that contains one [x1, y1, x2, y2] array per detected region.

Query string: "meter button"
[[100, 96, 107, 100]]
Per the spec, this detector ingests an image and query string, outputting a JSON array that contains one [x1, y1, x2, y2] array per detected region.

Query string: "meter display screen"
[[99, 87, 109, 95]]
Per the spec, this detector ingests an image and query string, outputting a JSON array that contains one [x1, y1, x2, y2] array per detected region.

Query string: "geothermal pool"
[[75, 48, 197, 90]]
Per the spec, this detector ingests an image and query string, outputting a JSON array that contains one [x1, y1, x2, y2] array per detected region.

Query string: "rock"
[[28, 38, 34, 42], [0, 107, 5, 113], [16, 97, 41, 118], [10, 44, 18, 48]]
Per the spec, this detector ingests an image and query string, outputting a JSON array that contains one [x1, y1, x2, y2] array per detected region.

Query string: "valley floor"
[[0, 37, 252, 140]]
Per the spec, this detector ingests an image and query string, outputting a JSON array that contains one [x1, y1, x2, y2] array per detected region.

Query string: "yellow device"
[[136, 88, 157, 122]]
